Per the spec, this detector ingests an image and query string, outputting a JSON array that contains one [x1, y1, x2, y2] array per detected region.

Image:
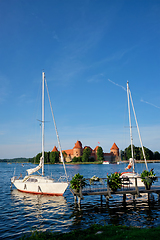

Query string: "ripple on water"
[[1, 162, 160, 239]]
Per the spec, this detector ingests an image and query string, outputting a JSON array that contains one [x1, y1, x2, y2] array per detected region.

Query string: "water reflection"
[[10, 189, 71, 234], [69, 193, 160, 229], [11, 189, 67, 208], [1, 162, 160, 239]]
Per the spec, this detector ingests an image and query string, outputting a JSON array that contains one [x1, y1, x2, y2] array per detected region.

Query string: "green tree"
[[62, 151, 67, 161], [72, 156, 77, 162], [143, 147, 153, 160], [49, 151, 60, 164], [35, 153, 42, 164], [120, 150, 125, 160], [89, 157, 95, 162], [96, 146, 104, 161], [82, 147, 91, 162], [77, 156, 82, 162], [134, 147, 140, 160], [44, 151, 50, 163], [124, 145, 132, 159], [72, 156, 82, 162], [35, 152, 50, 164], [153, 151, 160, 160], [124, 145, 154, 160], [138, 147, 153, 160], [28, 157, 34, 163], [124, 145, 141, 160]]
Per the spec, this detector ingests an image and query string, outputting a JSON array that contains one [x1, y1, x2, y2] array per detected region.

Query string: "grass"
[[20, 224, 160, 240]]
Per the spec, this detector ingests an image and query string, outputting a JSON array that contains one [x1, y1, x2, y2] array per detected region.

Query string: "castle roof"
[[94, 146, 99, 151], [110, 142, 119, 150], [73, 140, 82, 149], [63, 149, 73, 155], [83, 146, 93, 152], [51, 146, 58, 152]]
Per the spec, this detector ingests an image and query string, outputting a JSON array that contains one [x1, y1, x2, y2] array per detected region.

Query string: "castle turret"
[[51, 146, 58, 152], [73, 140, 82, 157], [110, 143, 119, 156]]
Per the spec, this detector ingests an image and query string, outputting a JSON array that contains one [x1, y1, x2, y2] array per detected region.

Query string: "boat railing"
[[82, 178, 107, 193], [58, 175, 68, 182]]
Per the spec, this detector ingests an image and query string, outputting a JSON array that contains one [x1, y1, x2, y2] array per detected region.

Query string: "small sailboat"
[[11, 72, 68, 196], [121, 81, 148, 187]]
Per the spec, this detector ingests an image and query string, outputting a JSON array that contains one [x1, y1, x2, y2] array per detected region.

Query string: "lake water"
[[1, 162, 160, 239]]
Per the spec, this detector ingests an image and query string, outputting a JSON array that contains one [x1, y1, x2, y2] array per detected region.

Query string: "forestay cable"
[[45, 77, 68, 181]]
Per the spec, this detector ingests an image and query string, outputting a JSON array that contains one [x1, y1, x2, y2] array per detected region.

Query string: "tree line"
[[121, 145, 160, 160], [28, 145, 160, 164], [0, 158, 30, 163], [29, 147, 105, 164]]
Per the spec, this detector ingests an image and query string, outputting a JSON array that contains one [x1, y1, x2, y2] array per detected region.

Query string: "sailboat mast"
[[42, 72, 45, 176], [127, 81, 135, 173]]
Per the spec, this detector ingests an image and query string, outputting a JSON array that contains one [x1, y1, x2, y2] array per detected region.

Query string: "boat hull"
[[11, 176, 68, 196], [103, 161, 109, 164], [121, 172, 144, 187]]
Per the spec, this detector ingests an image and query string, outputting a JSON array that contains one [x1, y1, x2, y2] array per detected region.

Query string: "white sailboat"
[[121, 81, 148, 187], [11, 72, 68, 196]]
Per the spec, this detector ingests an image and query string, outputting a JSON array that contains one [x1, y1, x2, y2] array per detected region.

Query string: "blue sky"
[[0, 0, 160, 159]]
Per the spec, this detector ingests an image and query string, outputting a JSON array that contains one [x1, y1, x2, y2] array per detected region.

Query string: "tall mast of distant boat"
[[127, 81, 135, 172], [42, 72, 45, 176], [127, 81, 148, 171]]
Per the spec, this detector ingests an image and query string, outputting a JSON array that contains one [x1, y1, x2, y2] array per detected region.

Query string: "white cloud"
[[141, 99, 160, 109], [87, 73, 104, 83], [108, 79, 126, 91]]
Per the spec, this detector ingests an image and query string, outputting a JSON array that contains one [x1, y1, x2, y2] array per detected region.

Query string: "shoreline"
[[134, 160, 160, 163], [20, 224, 160, 240], [64, 160, 160, 164], [1, 160, 160, 164]]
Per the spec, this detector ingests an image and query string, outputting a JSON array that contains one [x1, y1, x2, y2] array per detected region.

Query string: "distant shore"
[[116, 160, 160, 163], [1, 159, 160, 164], [134, 160, 160, 163]]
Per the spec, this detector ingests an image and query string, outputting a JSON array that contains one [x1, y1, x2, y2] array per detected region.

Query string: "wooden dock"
[[70, 177, 160, 207]]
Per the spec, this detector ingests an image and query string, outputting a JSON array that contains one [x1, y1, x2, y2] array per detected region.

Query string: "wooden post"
[[105, 195, 109, 207], [135, 177, 139, 197], [101, 195, 103, 205], [107, 178, 111, 198], [74, 195, 77, 204], [148, 193, 150, 202], [78, 196, 81, 207], [123, 194, 126, 204], [79, 182, 83, 199]]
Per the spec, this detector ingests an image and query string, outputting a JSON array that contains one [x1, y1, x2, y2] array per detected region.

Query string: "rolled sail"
[[27, 156, 43, 175]]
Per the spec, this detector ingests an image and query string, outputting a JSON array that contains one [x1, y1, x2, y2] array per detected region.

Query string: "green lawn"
[[21, 224, 160, 240]]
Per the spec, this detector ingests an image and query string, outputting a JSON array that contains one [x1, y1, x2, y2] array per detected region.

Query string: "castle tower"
[[93, 146, 99, 160], [51, 146, 58, 152], [110, 143, 119, 156], [73, 140, 83, 157]]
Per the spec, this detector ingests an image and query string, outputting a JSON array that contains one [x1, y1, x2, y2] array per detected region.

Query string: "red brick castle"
[[51, 140, 119, 163]]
